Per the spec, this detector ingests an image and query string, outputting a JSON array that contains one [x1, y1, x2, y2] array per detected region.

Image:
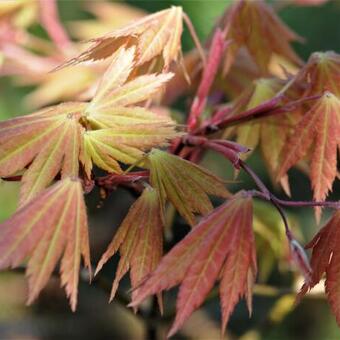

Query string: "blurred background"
[[0, 0, 340, 339]]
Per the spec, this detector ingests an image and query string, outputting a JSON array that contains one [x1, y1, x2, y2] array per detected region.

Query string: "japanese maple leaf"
[[277, 92, 340, 220], [0, 177, 91, 311], [276, 52, 340, 219], [0, 102, 86, 204], [147, 149, 229, 226], [57, 6, 184, 72], [0, 47, 178, 202], [299, 211, 340, 325], [130, 192, 257, 337], [218, 0, 302, 75], [95, 187, 163, 309]]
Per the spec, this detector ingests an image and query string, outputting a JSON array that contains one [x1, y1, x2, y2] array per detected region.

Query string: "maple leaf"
[[1, 47, 178, 193], [129, 192, 257, 336], [147, 149, 229, 226], [299, 211, 340, 325], [276, 92, 340, 220], [0, 177, 91, 311], [0, 102, 86, 204], [219, 0, 302, 74], [57, 6, 184, 71], [95, 186, 163, 306]]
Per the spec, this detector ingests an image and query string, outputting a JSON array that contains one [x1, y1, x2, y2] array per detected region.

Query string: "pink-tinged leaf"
[[310, 93, 339, 221], [0, 102, 85, 202], [218, 0, 302, 74], [130, 192, 256, 337], [300, 211, 340, 326], [96, 187, 163, 305], [277, 92, 340, 220], [148, 149, 229, 226], [0, 178, 91, 310], [19, 117, 82, 204], [56, 6, 183, 71], [219, 196, 255, 335], [60, 179, 91, 311]]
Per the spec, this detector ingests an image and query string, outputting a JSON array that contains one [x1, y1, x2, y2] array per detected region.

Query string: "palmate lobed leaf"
[[130, 192, 257, 337], [147, 149, 229, 226], [219, 0, 302, 75], [277, 92, 340, 220], [95, 187, 163, 306], [0, 47, 178, 200], [0, 177, 91, 311], [299, 211, 340, 325], [0, 102, 86, 204], [57, 6, 183, 72]]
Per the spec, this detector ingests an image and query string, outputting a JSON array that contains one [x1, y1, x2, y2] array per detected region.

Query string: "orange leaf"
[[130, 192, 256, 337], [95, 187, 163, 306], [0, 177, 91, 310], [277, 92, 340, 220], [219, 0, 302, 74], [57, 6, 183, 71], [0, 102, 86, 203], [300, 211, 340, 325]]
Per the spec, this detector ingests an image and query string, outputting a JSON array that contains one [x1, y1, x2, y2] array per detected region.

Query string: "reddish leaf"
[[300, 211, 340, 325], [0, 177, 91, 310], [130, 192, 256, 337], [57, 6, 184, 71], [218, 0, 302, 74], [277, 92, 340, 220]]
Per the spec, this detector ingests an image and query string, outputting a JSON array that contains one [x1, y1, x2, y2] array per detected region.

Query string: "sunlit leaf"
[[58, 6, 184, 71], [0, 177, 91, 310], [96, 187, 163, 306], [0, 102, 86, 203], [219, 0, 302, 74], [148, 149, 229, 226], [83, 124, 178, 175], [130, 192, 256, 337], [299, 211, 340, 325]]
